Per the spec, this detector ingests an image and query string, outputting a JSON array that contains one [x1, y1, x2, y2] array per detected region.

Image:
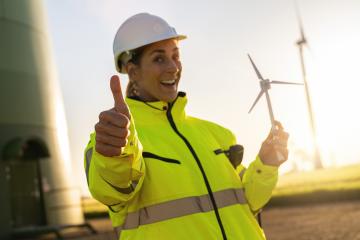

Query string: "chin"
[[161, 92, 178, 103]]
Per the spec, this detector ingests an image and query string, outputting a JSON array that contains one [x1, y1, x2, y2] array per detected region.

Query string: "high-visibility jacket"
[[84, 92, 278, 240]]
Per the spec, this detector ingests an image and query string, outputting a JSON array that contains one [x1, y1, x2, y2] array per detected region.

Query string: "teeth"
[[161, 79, 176, 85]]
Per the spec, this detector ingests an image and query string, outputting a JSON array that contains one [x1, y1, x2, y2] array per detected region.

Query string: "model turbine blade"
[[295, 0, 306, 43], [299, 22, 306, 44], [271, 80, 303, 85], [248, 90, 265, 113], [247, 54, 264, 80]]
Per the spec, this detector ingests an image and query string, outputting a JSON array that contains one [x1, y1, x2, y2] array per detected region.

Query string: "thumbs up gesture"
[[95, 75, 131, 157]]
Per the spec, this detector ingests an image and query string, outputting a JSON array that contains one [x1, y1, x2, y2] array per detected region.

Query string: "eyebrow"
[[149, 47, 179, 56]]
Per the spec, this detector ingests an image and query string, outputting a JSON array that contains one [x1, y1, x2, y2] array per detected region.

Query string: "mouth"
[[160, 79, 176, 86], [160, 79, 178, 92], [158, 78, 179, 101]]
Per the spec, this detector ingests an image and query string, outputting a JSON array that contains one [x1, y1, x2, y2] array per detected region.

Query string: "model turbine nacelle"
[[260, 79, 271, 91]]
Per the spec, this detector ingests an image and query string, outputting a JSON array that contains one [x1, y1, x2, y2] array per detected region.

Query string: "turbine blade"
[[247, 54, 264, 80], [294, 0, 307, 44], [271, 80, 303, 85], [248, 90, 265, 113], [299, 22, 306, 43]]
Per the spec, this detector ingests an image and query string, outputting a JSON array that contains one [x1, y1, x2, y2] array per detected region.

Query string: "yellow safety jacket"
[[84, 92, 278, 240]]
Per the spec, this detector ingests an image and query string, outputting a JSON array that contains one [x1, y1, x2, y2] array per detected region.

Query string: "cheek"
[[138, 69, 160, 89]]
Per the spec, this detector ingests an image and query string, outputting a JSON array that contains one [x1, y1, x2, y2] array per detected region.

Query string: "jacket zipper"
[[142, 152, 181, 164], [166, 101, 228, 240]]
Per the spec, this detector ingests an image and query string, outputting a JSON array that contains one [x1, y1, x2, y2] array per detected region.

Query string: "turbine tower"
[[0, 0, 85, 238], [295, 6, 323, 169]]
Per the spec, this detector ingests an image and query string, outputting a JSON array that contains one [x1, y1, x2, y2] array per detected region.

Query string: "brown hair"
[[121, 45, 148, 97]]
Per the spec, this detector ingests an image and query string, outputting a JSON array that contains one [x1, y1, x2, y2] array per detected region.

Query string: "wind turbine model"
[[295, 5, 323, 169], [247, 54, 303, 161]]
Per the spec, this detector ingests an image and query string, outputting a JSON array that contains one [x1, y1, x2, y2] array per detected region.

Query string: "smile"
[[160, 79, 176, 85]]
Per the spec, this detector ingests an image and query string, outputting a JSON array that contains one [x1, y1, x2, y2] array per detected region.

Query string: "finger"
[[272, 130, 289, 140], [265, 122, 286, 144], [274, 146, 289, 161], [271, 138, 288, 147], [265, 128, 274, 142], [96, 134, 128, 148], [95, 122, 130, 138], [99, 110, 130, 128], [110, 75, 130, 117], [95, 142, 122, 157], [274, 120, 284, 130]]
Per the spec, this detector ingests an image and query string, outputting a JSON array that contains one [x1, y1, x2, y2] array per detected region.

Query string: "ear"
[[125, 62, 138, 80]]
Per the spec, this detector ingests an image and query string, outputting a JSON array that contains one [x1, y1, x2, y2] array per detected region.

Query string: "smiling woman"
[[84, 12, 291, 240]]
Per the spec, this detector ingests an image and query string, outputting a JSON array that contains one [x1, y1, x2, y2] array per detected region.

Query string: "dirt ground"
[[81, 201, 360, 240], [262, 200, 360, 240]]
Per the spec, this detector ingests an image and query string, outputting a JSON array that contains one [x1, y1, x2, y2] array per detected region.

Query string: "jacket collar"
[[125, 92, 187, 124]]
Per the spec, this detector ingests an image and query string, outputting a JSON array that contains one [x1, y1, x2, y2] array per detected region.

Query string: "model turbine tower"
[[247, 54, 303, 161], [295, 6, 323, 169]]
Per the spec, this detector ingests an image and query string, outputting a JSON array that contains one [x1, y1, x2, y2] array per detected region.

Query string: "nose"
[[166, 59, 181, 75]]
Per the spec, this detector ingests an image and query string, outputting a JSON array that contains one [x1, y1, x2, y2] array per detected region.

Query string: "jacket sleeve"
[[84, 115, 145, 212], [205, 120, 278, 211], [239, 156, 278, 212], [214, 123, 278, 212]]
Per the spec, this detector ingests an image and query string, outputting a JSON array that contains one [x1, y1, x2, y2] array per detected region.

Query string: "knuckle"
[[125, 129, 130, 137], [119, 138, 127, 147], [95, 143, 106, 155], [114, 149, 121, 156], [117, 113, 130, 126], [119, 128, 129, 138], [95, 122, 105, 132], [95, 134, 103, 142], [110, 148, 121, 156], [94, 123, 101, 132], [99, 111, 107, 120], [125, 118, 130, 127]]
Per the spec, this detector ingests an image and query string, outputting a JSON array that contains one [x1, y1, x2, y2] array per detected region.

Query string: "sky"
[[45, 0, 360, 195]]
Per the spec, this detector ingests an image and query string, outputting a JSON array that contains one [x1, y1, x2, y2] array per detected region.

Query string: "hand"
[[258, 121, 289, 167], [95, 75, 131, 157]]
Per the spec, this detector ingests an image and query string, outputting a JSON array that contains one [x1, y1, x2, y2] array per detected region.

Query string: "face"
[[128, 38, 182, 103]]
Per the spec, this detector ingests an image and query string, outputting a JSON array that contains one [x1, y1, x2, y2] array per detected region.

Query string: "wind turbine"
[[247, 54, 303, 161], [295, 4, 323, 169]]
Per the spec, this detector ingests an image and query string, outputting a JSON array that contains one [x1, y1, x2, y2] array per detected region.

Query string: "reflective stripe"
[[85, 148, 93, 185], [239, 168, 246, 180], [115, 188, 247, 232]]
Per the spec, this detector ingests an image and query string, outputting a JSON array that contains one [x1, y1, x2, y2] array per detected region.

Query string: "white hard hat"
[[113, 13, 187, 73]]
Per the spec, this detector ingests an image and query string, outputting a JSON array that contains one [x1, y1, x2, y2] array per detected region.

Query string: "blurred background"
[[1, 0, 359, 239]]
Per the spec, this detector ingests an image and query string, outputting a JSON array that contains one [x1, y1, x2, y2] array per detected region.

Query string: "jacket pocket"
[[142, 152, 181, 164]]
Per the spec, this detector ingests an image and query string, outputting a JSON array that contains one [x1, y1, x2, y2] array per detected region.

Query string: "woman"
[[84, 13, 289, 240]]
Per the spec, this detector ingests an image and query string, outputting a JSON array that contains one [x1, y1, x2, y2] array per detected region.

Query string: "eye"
[[153, 56, 164, 63]]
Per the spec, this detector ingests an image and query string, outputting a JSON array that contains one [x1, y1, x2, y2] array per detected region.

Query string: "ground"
[[80, 200, 360, 240], [262, 200, 360, 240], [26, 200, 360, 239]]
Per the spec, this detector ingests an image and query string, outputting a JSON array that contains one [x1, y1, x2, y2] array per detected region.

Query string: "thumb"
[[110, 75, 130, 118]]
